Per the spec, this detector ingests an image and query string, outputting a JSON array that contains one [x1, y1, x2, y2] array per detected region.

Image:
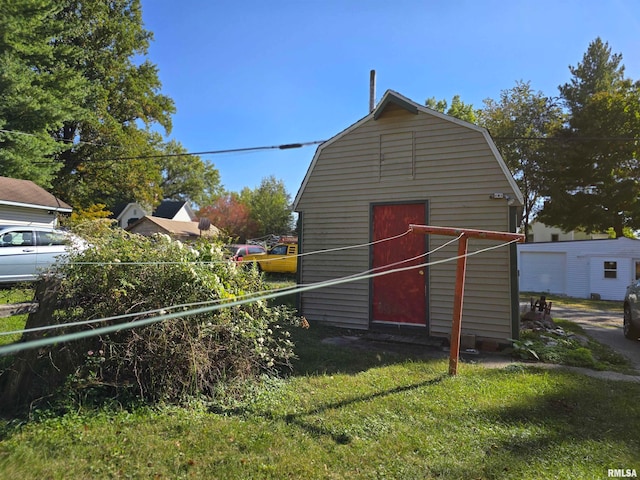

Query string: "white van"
[[0, 225, 85, 284]]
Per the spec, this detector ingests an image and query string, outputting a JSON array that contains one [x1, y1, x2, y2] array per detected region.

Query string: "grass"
[[514, 319, 634, 374], [2, 364, 639, 479], [0, 287, 33, 350], [1, 322, 639, 479], [0, 289, 638, 478], [520, 291, 623, 312], [517, 293, 634, 373], [0, 286, 34, 305], [264, 272, 297, 308]]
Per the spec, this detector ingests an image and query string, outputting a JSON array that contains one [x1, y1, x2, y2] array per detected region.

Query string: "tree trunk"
[[0, 278, 71, 416]]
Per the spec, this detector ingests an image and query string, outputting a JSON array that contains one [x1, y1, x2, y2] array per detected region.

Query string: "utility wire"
[[0, 237, 520, 356], [0, 128, 115, 148], [1, 231, 462, 338], [43, 229, 413, 269], [30, 139, 327, 165]]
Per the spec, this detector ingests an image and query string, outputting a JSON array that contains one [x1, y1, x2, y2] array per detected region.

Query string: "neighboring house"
[[152, 200, 196, 222], [0, 176, 72, 227], [293, 89, 524, 344], [126, 216, 218, 241], [111, 202, 147, 229], [518, 237, 640, 301], [111, 200, 196, 228], [528, 221, 608, 242]]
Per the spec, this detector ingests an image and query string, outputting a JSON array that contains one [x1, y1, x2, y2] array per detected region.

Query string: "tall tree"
[[478, 81, 564, 236], [0, 1, 222, 213], [0, 0, 87, 187], [426, 95, 477, 123], [243, 176, 293, 238], [158, 141, 224, 208], [50, 0, 176, 208], [537, 38, 640, 237]]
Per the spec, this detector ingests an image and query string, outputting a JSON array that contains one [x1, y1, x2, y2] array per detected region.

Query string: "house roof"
[[152, 200, 194, 220], [0, 176, 72, 212], [126, 216, 218, 238], [110, 202, 147, 220], [109, 203, 128, 219], [292, 89, 524, 210]]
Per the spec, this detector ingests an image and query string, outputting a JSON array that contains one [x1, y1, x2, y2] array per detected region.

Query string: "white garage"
[[519, 251, 566, 293], [517, 238, 640, 301]]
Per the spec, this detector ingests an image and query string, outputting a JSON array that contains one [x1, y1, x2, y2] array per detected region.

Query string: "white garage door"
[[519, 252, 566, 294]]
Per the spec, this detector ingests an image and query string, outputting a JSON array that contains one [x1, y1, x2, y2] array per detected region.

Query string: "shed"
[[126, 216, 219, 241], [293, 90, 523, 344], [518, 237, 640, 301], [0, 176, 72, 227]]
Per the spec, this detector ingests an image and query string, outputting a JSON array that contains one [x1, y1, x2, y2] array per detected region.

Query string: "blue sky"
[[140, 0, 640, 199]]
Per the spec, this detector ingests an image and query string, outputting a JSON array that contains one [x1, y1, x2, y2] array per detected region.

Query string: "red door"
[[372, 203, 427, 325]]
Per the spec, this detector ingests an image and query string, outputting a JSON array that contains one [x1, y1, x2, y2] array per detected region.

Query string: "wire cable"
[[64, 229, 413, 267], [1, 231, 455, 337], [0, 237, 520, 356]]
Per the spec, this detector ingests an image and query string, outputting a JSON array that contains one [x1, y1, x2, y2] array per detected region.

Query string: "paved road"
[[550, 305, 640, 372]]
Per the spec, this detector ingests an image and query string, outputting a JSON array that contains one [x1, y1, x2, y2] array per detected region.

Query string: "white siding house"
[[518, 238, 640, 300], [293, 90, 524, 344], [111, 200, 196, 229], [528, 221, 608, 242], [0, 176, 72, 227], [112, 202, 147, 229]]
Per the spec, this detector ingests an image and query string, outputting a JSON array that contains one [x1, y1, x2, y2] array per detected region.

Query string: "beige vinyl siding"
[[297, 102, 519, 342], [0, 205, 58, 227]]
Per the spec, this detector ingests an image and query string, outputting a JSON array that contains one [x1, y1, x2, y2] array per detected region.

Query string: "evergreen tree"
[[0, 1, 223, 211], [537, 38, 640, 237], [0, 0, 87, 187], [51, 0, 176, 208]]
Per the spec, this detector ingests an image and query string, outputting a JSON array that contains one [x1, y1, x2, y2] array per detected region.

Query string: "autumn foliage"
[[198, 194, 258, 241]]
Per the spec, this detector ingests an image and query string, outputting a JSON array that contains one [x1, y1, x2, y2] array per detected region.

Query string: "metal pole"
[[408, 224, 524, 376], [449, 234, 468, 376]]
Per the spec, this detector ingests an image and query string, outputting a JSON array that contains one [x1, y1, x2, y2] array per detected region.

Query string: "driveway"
[[550, 304, 640, 372]]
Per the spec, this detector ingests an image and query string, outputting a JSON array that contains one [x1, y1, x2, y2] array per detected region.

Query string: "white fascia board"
[[0, 199, 72, 213]]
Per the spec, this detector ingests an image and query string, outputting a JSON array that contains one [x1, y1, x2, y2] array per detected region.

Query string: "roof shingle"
[[0, 176, 72, 211]]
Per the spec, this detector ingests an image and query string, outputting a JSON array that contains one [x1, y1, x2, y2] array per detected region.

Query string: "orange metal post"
[[409, 224, 525, 376], [449, 234, 468, 375], [408, 224, 524, 242]]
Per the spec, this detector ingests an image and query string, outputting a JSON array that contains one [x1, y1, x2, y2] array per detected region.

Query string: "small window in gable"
[[604, 261, 617, 279], [551, 234, 559, 242]]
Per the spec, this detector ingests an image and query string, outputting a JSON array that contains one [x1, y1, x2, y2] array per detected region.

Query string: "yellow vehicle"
[[242, 243, 298, 274]]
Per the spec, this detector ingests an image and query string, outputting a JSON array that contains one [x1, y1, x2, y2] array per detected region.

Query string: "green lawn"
[[520, 291, 623, 312], [1, 321, 639, 479], [0, 286, 34, 305], [0, 288, 637, 478]]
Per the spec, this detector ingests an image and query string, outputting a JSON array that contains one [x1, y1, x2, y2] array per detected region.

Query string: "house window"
[[551, 234, 559, 242], [604, 261, 617, 279]]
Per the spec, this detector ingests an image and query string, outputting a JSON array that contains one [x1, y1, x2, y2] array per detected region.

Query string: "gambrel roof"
[[293, 89, 523, 209]]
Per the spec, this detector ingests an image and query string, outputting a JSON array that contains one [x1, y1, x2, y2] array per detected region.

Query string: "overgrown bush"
[[512, 326, 628, 372], [0, 221, 306, 413]]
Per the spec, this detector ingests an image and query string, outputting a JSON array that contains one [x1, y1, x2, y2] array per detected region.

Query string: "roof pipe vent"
[[369, 69, 376, 113]]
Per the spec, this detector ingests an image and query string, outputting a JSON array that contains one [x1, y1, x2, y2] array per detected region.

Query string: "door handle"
[[418, 270, 424, 275]]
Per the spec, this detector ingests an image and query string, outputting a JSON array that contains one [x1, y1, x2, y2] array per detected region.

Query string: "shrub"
[[0, 222, 305, 413]]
